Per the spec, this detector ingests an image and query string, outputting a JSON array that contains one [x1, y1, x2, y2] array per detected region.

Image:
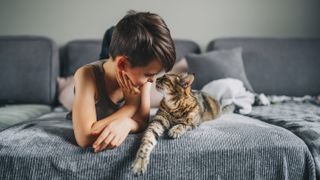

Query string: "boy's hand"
[[92, 117, 131, 152], [116, 70, 141, 107]]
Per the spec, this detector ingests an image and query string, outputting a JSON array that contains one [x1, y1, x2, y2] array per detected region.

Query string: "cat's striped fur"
[[131, 73, 221, 175]]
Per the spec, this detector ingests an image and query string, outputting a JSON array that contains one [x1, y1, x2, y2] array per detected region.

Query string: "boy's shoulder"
[[74, 64, 95, 83], [75, 60, 105, 78]]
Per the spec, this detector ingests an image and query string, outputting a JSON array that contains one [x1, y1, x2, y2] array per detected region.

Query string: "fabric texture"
[[201, 78, 255, 114], [63, 40, 102, 77], [0, 113, 315, 180], [247, 101, 320, 179], [0, 36, 59, 105], [186, 48, 253, 91], [207, 38, 320, 96], [0, 104, 51, 131]]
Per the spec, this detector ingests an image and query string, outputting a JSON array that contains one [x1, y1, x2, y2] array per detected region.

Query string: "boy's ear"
[[181, 73, 195, 88], [116, 56, 130, 71]]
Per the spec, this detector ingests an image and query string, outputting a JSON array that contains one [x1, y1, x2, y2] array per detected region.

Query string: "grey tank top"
[[66, 60, 124, 121]]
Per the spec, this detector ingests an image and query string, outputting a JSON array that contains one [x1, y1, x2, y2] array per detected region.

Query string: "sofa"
[[0, 35, 319, 180]]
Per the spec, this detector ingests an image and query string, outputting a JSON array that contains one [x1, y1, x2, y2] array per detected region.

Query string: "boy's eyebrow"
[[145, 70, 163, 76], [145, 72, 157, 76]]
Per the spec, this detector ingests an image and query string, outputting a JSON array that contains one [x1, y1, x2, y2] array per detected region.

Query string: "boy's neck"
[[103, 58, 120, 91]]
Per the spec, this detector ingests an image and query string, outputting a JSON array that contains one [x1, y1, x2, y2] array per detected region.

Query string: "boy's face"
[[122, 58, 163, 88]]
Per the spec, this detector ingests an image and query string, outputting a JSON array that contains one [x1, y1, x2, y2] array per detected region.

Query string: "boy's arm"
[[90, 102, 138, 134], [73, 67, 139, 148], [93, 82, 151, 134], [130, 82, 152, 132], [91, 70, 141, 134]]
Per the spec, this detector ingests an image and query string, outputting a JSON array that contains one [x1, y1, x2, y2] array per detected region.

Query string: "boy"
[[71, 10, 176, 153]]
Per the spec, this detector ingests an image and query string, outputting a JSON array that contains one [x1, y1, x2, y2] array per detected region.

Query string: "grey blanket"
[[247, 101, 320, 180], [0, 114, 316, 180]]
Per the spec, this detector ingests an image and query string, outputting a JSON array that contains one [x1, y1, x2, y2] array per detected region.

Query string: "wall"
[[0, 0, 320, 50]]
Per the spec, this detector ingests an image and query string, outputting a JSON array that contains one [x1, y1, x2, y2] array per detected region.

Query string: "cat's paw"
[[131, 157, 149, 176], [168, 125, 185, 139]]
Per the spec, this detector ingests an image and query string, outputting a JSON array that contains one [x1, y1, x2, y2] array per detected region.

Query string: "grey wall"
[[0, 0, 320, 50]]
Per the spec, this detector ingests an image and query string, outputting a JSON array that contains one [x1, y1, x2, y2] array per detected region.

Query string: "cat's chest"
[[170, 110, 199, 124]]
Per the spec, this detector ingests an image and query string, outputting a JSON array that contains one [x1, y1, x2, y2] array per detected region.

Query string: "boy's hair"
[[109, 10, 176, 72]]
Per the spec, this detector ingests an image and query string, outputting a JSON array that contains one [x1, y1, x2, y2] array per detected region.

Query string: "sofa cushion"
[[186, 48, 254, 91], [207, 38, 320, 96], [62, 40, 101, 77], [0, 36, 59, 105], [0, 104, 51, 131]]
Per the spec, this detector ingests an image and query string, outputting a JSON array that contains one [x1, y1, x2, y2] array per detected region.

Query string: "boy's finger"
[[109, 136, 121, 149], [93, 128, 110, 148], [116, 70, 125, 89], [117, 136, 125, 147], [133, 87, 140, 94], [91, 126, 103, 135], [121, 71, 130, 90], [127, 76, 138, 94], [99, 135, 116, 152]]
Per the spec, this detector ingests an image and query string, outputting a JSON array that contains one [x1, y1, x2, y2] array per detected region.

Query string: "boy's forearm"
[[91, 104, 138, 132], [130, 104, 150, 133], [129, 82, 151, 132], [128, 117, 148, 133], [131, 112, 149, 133]]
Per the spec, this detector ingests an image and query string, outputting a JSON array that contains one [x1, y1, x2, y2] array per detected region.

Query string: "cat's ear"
[[181, 73, 195, 88]]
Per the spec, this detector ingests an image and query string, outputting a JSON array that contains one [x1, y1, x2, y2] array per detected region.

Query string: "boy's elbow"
[[74, 133, 94, 148], [77, 140, 90, 148]]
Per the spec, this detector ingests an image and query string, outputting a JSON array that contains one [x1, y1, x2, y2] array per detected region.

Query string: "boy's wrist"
[[125, 118, 139, 132]]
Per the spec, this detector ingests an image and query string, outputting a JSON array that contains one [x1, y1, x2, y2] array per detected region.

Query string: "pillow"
[[57, 76, 75, 111], [185, 48, 254, 92], [150, 58, 188, 107]]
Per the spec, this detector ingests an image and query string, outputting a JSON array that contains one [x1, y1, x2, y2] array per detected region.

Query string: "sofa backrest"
[[0, 36, 59, 105], [207, 38, 320, 96], [61, 39, 201, 77]]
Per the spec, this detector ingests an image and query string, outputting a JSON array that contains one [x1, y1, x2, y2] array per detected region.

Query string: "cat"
[[131, 72, 223, 175]]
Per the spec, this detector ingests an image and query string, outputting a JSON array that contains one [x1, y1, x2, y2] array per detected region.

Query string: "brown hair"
[[109, 10, 176, 72]]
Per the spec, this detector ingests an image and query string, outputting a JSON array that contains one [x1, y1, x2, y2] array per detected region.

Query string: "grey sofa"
[[0, 36, 319, 180]]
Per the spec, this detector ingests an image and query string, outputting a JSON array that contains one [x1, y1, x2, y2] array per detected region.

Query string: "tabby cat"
[[131, 73, 222, 175]]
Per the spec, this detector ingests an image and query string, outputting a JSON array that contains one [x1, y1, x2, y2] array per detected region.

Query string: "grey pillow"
[[185, 48, 254, 92]]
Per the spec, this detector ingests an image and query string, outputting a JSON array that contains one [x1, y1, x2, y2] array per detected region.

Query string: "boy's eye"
[[144, 73, 156, 77]]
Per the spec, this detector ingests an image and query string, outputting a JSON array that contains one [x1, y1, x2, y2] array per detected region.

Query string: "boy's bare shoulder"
[[74, 65, 97, 96], [74, 65, 95, 81]]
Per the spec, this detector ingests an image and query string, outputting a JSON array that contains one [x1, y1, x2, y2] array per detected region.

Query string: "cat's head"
[[155, 72, 194, 96]]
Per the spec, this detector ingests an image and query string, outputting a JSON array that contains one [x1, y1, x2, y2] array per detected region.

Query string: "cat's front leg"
[[168, 123, 192, 139], [131, 116, 169, 175], [131, 141, 151, 176]]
